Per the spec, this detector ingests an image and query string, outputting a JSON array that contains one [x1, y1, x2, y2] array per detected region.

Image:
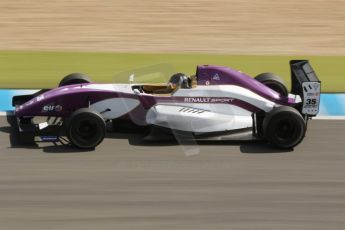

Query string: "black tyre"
[[263, 106, 306, 149], [255, 73, 288, 97], [59, 73, 91, 87], [65, 108, 106, 149]]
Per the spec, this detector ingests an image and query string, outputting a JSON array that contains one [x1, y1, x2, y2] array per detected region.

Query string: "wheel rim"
[[70, 116, 103, 148], [276, 119, 294, 139], [76, 120, 97, 138], [274, 118, 301, 144]]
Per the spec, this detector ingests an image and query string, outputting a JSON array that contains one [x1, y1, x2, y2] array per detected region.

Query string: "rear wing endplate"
[[290, 60, 321, 116]]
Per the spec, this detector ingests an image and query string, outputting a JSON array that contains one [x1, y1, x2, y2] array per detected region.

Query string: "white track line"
[[314, 116, 345, 120], [0, 111, 13, 116]]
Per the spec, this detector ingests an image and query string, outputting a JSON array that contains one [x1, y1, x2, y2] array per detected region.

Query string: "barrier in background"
[[0, 89, 39, 112], [1, 89, 344, 117], [319, 94, 345, 116]]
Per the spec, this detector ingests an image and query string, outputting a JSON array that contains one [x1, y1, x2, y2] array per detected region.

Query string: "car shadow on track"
[[1, 115, 292, 154], [105, 127, 292, 154]]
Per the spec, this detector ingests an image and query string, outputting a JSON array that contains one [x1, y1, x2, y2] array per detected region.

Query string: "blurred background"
[[1, 0, 344, 54]]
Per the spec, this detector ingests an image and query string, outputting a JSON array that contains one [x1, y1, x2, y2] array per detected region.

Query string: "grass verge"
[[0, 50, 343, 92]]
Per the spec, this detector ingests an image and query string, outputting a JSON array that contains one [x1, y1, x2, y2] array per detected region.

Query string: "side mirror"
[[133, 89, 141, 95]]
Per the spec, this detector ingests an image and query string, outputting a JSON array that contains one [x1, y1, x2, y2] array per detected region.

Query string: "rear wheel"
[[255, 73, 288, 97], [263, 106, 306, 149], [65, 108, 106, 149], [59, 73, 91, 87]]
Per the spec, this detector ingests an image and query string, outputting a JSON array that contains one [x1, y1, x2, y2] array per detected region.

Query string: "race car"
[[12, 60, 321, 149]]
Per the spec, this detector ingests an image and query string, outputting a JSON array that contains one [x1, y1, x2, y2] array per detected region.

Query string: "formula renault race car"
[[13, 60, 321, 149]]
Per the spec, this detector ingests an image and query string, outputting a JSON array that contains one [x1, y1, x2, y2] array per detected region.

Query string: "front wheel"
[[263, 106, 306, 149], [59, 73, 92, 87], [65, 108, 106, 149]]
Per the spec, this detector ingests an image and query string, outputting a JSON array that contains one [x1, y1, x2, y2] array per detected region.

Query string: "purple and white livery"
[[13, 60, 321, 149]]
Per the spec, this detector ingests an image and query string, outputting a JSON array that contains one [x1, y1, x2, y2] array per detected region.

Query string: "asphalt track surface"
[[0, 115, 345, 230]]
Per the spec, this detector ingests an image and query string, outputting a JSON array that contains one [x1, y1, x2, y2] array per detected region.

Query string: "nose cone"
[[14, 97, 43, 117]]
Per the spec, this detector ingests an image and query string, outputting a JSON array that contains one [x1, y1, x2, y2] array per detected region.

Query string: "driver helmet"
[[168, 73, 191, 89]]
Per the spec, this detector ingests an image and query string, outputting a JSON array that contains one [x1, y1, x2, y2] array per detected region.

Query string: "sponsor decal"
[[40, 136, 59, 142], [184, 97, 234, 103], [55, 105, 63, 112], [212, 73, 221, 81], [313, 83, 320, 91], [42, 105, 63, 112], [307, 92, 320, 97], [205, 80, 210, 85]]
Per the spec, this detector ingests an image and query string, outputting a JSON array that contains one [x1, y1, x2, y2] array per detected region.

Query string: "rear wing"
[[290, 60, 321, 117]]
